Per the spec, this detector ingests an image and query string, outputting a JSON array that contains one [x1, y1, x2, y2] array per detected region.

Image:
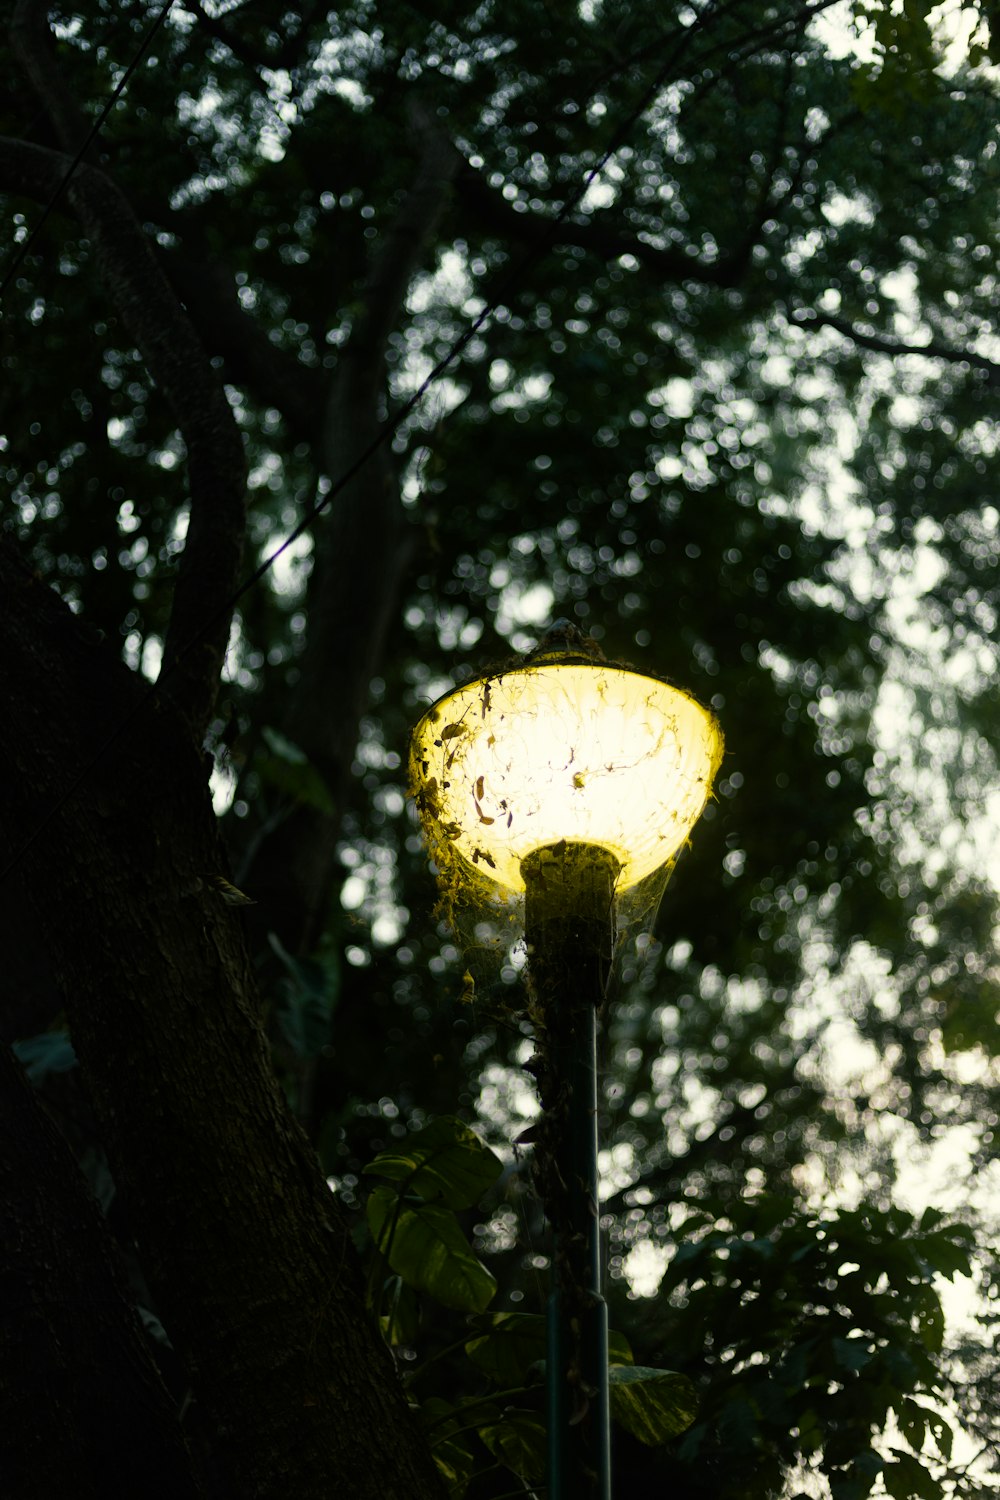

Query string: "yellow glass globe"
[[410, 661, 723, 896]]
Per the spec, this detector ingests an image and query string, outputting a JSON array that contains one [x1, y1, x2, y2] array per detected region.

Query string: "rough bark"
[[0, 1038, 202, 1500], [0, 539, 444, 1500], [0, 829, 57, 1042]]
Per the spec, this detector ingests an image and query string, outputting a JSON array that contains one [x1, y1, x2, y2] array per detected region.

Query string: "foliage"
[[362, 1115, 695, 1493], [646, 1199, 976, 1497]]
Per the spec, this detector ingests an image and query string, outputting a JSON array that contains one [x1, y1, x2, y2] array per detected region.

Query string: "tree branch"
[[242, 106, 458, 953], [164, 244, 325, 445], [450, 0, 851, 290], [792, 307, 1000, 385], [0, 130, 246, 741], [304, 98, 459, 767], [7, 0, 248, 741], [12, 0, 320, 450], [10, 0, 94, 159], [717, 47, 800, 290], [186, 0, 322, 72], [453, 149, 706, 282]]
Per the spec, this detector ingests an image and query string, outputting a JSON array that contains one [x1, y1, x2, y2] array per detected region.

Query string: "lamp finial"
[[528, 619, 605, 664]]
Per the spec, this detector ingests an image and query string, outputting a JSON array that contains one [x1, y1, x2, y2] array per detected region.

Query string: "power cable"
[[0, 0, 739, 884], [189, 9, 715, 625]]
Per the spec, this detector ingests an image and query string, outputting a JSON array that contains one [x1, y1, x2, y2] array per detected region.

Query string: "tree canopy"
[[2, 1, 999, 1497]]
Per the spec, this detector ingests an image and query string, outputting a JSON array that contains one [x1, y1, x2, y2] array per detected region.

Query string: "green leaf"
[[137, 1305, 171, 1347], [431, 1438, 475, 1500], [465, 1312, 547, 1386], [80, 1145, 116, 1215], [832, 1336, 873, 1374], [269, 933, 340, 1059], [465, 1311, 633, 1386], [608, 1365, 698, 1445], [831, 1452, 884, 1500], [797, 1406, 823, 1456], [13, 1030, 78, 1083], [478, 1409, 547, 1481], [883, 1447, 940, 1500], [716, 1392, 759, 1450], [928, 1409, 953, 1462], [367, 1184, 497, 1313], [419, 1396, 464, 1431], [258, 727, 335, 814], [607, 1328, 634, 1367], [363, 1116, 502, 1210], [919, 1225, 975, 1281], [260, 725, 308, 764], [896, 1397, 928, 1454], [378, 1275, 420, 1347], [913, 1284, 945, 1353], [419, 1402, 477, 1500]]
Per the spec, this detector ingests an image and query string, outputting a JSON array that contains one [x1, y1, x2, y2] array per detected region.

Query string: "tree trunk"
[[0, 1039, 202, 1500], [0, 540, 444, 1500], [240, 111, 456, 955]]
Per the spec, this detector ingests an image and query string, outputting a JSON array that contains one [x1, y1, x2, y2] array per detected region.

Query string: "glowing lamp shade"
[[409, 662, 723, 896]]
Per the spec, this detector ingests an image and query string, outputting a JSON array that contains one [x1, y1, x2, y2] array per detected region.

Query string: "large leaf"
[[379, 1275, 420, 1347], [917, 1222, 976, 1282], [832, 1336, 873, 1375], [431, 1436, 476, 1500], [883, 1447, 940, 1500], [363, 1116, 502, 1210], [830, 1451, 885, 1500], [608, 1365, 698, 1446], [367, 1184, 497, 1313], [12, 1030, 77, 1083], [79, 1144, 116, 1215], [465, 1311, 633, 1387], [257, 726, 335, 814], [913, 1284, 945, 1354], [419, 1400, 477, 1500], [269, 933, 339, 1060], [478, 1410, 547, 1482]]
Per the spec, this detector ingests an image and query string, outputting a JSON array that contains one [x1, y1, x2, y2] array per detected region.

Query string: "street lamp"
[[409, 642, 723, 1499]]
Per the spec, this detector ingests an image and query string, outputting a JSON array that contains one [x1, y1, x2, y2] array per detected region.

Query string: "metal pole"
[[522, 841, 618, 1500]]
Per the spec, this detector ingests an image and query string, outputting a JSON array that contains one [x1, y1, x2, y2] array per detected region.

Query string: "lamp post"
[[409, 645, 722, 1499]]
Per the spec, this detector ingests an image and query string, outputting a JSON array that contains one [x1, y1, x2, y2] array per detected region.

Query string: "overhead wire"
[[174, 4, 721, 633], [0, 0, 742, 884]]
